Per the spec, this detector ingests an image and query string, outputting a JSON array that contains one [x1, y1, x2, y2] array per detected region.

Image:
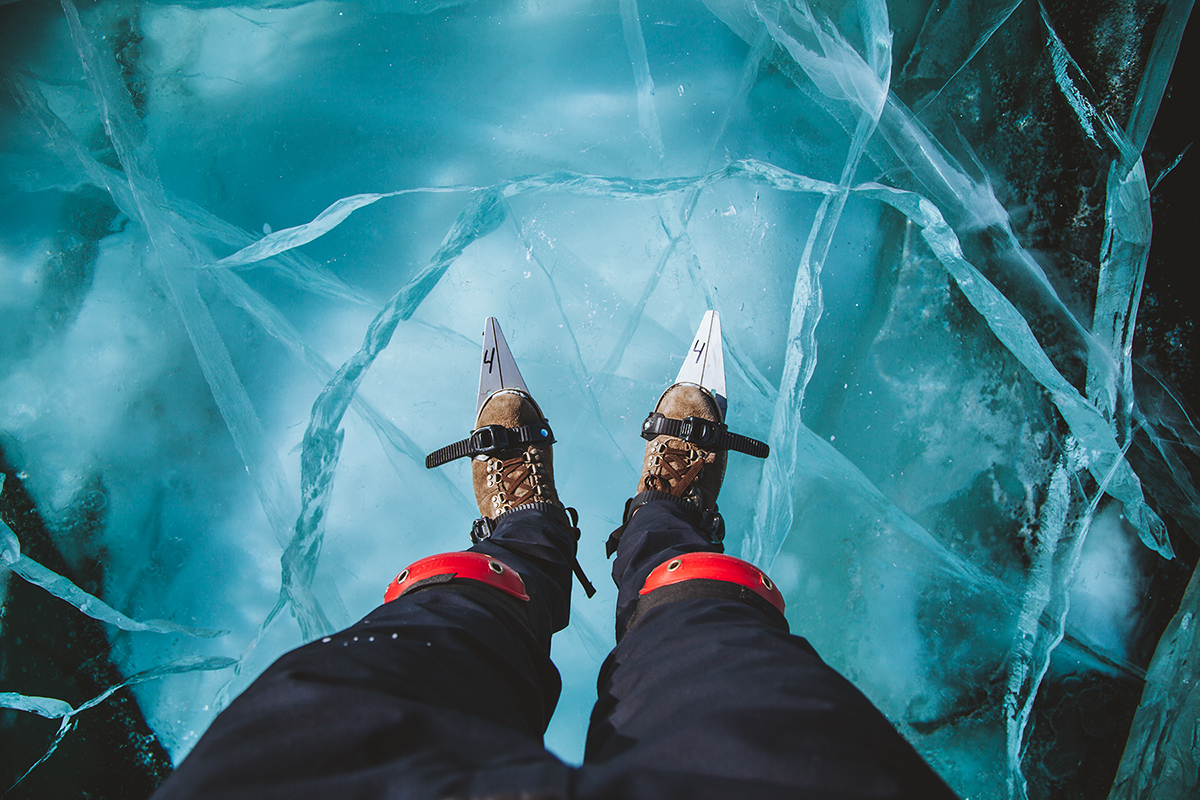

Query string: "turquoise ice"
[[0, 1, 1196, 798]]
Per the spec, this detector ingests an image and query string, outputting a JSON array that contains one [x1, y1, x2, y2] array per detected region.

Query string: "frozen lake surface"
[[1, 1, 1197, 798]]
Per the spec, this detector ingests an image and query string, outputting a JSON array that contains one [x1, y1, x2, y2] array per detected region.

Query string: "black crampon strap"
[[606, 490, 724, 558], [470, 504, 596, 599], [563, 506, 597, 598], [425, 422, 555, 469], [640, 413, 769, 458]]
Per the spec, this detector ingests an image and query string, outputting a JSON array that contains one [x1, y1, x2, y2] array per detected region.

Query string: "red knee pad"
[[641, 552, 785, 616], [384, 552, 530, 603]]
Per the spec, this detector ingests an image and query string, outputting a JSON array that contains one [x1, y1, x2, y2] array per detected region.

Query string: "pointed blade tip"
[[675, 310, 726, 391], [477, 315, 529, 415]]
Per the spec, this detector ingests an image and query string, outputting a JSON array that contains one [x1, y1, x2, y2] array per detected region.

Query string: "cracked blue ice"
[[1, 1, 1198, 799]]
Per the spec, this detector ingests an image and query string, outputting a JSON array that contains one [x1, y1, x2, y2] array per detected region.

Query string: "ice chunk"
[[1110, 568, 1200, 800]]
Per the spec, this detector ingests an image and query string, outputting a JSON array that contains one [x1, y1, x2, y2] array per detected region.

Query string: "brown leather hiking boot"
[[607, 312, 770, 558], [472, 389, 561, 519], [637, 384, 727, 513], [607, 380, 768, 557]]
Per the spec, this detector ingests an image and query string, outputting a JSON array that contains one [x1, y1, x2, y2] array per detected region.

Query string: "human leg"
[[581, 379, 957, 799], [154, 345, 584, 800], [152, 505, 578, 800], [583, 499, 956, 799]]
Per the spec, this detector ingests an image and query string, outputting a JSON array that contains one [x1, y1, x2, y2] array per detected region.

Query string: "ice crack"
[[1, 478, 225, 638], [1, 656, 236, 793]]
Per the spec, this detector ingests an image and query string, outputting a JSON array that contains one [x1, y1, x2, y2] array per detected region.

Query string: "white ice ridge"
[[1037, 2, 1150, 436], [52, 0, 1175, 706], [992, 16, 1180, 790], [155, 153, 1169, 578], [1041, 4, 1130, 156], [284, 187, 508, 638], [0, 477, 225, 638], [0, 655, 237, 792], [59, 0, 350, 634], [211, 186, 485, 270], [8, 72, 464, 518], [905, 0, 1025, 116], [993, 4, 1195, 784], [749, 0, 892, 573], [619, 0, 665, 167]]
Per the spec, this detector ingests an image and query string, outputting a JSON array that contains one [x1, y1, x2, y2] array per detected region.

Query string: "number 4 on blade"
[[675, 310, 727, 420], [477, 317, 530, 416]]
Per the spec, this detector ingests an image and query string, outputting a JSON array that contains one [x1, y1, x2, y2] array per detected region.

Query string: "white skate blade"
[[674, 310, 727, 419], [477, 317, 531, 417]]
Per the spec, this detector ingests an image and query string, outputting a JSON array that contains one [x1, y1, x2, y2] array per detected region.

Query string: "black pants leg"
[[151, 505, 578, 800], [154, 500, 958, 799], [579, 499, 958, 800]]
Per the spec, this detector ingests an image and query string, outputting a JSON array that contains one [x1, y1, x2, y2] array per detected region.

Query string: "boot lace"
[[485, 448, 552, 515], [643, 440, 714, 498]]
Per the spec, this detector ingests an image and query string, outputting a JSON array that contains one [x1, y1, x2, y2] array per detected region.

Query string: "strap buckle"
[[425, 421, 555, 468], [639, 412, 769, 459], [700, 509, 725, 544], [470, 516, 496, 544], [641, 412, 724, 448], [678, 416, 720, 449], [469, 507, 596, 598], [605, 490, 725, 557], [470, 424, 511, 459]]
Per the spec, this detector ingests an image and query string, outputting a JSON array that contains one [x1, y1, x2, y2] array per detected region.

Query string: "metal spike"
[[674, 310, 727, 419], [477, 317, 530, 417]]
